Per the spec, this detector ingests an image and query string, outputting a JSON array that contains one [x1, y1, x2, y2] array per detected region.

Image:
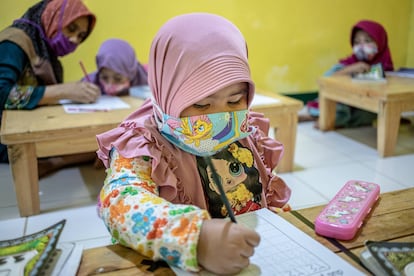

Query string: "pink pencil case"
[[315, 180, 380, 240]]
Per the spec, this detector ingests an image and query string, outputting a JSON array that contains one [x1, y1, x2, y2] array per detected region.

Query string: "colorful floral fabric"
[[98, 149, 210, 272]]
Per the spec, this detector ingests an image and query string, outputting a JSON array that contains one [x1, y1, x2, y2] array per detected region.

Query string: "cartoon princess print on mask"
[[197, 141, 262, 218]]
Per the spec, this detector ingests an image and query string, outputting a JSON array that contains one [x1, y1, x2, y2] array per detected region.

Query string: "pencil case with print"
[[315, 180, 380, 240]]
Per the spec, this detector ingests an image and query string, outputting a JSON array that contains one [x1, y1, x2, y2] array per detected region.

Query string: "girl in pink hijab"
[[96, 13, 290, 274]]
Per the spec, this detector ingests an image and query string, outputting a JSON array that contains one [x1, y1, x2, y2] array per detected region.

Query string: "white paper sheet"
[[251, 94, 280, 107], [172, 208, 364, 275], [61, 95, 130, 113]]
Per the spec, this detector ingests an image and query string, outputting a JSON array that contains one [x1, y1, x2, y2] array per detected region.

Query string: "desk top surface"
[[1, 96, 144, 137], [1, 93, 302, 140], [77, 188, 414, 275], [318, 75, 414, 99]]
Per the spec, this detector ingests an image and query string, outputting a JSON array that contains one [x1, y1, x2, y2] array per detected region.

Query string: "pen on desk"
[[203, 156, 237, 223], [67, 107, 109, 112], [79, 61, 91, 82]]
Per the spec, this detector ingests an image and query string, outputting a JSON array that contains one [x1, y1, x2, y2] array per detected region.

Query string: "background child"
[[83, 38, 148, 96], [309, 20, 394, 128], [96, 13, 291, 274], [0, 0, 100, 174]]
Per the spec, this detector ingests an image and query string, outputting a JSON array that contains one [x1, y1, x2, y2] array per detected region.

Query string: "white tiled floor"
[[1, 120, 413, 250]]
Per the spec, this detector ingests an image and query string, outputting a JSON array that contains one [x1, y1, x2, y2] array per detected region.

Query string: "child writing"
[[309, 20, 394, 128], [96, 13, 291, 275], [0, 0, 100, 173], [83, 38, 148, 96]]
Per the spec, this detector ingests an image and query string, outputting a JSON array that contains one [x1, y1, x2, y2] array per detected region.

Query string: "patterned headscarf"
[[148, 13, 255, 118], [41, 0, 96, 40], [11, 0, 96, 82], [340, 20, 394, 71]]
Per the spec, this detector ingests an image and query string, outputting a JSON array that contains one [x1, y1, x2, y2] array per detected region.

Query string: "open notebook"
[[172, 208, 364, 275]]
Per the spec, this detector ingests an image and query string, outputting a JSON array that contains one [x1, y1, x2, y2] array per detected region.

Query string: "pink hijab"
[[96, 13, 289, 208], [148, 13, 255, 117], [340, 20, 394, 71]]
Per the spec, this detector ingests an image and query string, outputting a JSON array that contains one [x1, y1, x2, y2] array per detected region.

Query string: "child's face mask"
[[154, 104, 254, 156], [100, 80, 130, 96], [353, 43, 378, 61]]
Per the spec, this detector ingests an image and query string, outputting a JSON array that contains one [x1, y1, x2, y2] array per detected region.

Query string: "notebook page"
[[172, 208, 364, 275]]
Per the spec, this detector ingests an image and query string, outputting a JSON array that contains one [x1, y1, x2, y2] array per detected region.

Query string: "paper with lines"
[[172, 208, 364, 275]]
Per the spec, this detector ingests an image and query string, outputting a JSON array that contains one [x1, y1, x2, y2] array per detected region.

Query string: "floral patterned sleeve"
[[98, 148, 210, 272]]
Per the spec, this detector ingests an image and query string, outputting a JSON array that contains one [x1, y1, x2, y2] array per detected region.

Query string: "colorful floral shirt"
[[98, 148, 210, 272]]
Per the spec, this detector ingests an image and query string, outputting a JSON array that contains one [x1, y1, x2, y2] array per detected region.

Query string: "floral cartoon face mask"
[[154, 104, 254, 156]]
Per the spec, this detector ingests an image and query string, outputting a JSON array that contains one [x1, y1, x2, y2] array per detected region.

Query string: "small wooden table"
[[1, 93, 302, 217], [0, 96, 144, 217], [280, 187, 414, 272], [251, 92, 303, 173], [318, 75, 414, 157], [77, 188, 414, 275]]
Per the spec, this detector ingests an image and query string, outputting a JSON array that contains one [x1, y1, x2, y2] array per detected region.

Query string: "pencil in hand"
[[79, 61, 91, 82], [203, 156, 237, 223]]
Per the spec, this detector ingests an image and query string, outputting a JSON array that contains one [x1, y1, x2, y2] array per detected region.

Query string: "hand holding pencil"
[[197, 157, 260, 275], [197, 219, 261, 275]]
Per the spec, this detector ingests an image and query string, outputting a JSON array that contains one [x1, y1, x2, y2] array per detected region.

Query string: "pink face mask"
[[100, 80, 130, 96]]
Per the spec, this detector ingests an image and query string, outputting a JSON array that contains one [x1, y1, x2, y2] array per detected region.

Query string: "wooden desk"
[[251, 92, 303, 173], [77, 188, 414, 275], [0, 97, 144, 217], [318, 75, 414, 157], [280, 187, 414, 272], [1, 93, 302, 217]]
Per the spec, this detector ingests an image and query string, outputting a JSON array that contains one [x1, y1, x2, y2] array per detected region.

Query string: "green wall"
[[1, 0, 413, 94]]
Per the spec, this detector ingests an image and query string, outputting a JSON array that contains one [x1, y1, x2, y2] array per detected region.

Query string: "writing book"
[[172, 208, 365, 275], [0, 220, 83, 276], [352, 63, 387, 83], [360, 240, 414, 276]]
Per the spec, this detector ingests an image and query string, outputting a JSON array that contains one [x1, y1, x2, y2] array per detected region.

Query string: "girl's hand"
[[41, 82, 101, 105], [336, 62, 371, 76], [197, 219, 260, 275], [63, 81, 101, 103]]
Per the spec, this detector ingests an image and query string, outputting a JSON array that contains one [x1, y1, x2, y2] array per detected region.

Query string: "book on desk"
[[360, 240, 414, 276], [352, 63, 387, 83], [0, 220, 83, 276]]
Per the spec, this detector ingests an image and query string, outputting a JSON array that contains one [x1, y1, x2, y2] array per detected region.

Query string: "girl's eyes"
[[193, 103, 210, 109], [228, 98, 242, 105], [66, 23, 87, 41]]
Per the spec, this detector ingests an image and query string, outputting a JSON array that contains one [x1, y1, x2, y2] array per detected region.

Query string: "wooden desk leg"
[[377, 101, 400, 157], [318, 91, 336, 131], [8, 143, 40, 216], [275, 112, 298, 173]]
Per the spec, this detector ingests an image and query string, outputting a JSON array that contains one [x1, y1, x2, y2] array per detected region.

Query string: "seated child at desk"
[[309, 20, 394, 128], [83, 38, 148, 97], [0, 0, 100, 174], [96, 13, 291, 275]]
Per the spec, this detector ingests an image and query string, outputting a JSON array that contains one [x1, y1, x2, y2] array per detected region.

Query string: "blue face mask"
[[154, 104, 254, 156]]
